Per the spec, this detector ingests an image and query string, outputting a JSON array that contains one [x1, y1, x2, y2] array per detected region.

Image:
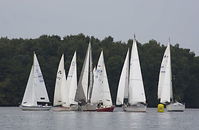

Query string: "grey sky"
[[0, 0, 198, 55]]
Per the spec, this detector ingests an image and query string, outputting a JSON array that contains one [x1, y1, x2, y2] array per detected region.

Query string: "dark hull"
[[96, 106, 115, 112]]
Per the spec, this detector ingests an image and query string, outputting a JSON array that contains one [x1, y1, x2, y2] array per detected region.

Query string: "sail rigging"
[[116, 38, 146, 106]]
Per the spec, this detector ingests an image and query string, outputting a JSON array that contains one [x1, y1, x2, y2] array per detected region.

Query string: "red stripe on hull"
[[96, 106, 115, 112]]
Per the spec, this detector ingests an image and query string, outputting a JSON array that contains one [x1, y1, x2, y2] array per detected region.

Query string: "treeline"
[[0, 34, 198, 108]]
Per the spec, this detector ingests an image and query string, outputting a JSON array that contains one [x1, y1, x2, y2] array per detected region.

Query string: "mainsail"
[[158, 43, 173, 103], [129, 39, 146, 105]]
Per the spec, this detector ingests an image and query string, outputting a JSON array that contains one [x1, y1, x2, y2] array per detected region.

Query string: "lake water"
[[0, 107, 199, 130]]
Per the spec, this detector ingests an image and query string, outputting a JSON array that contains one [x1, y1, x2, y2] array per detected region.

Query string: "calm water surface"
[[0, 107, 199, 130]]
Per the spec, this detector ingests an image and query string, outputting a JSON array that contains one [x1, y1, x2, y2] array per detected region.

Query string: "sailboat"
[[20, 52, 51, 111], [158, 42, 185, 112], [75, 43, 97, 111], [53, 52, 78, 111], [91, 50, 115, 112], [116, 37, 147, 112]]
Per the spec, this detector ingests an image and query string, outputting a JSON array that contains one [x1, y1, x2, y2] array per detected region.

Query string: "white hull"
[[20, 105, 51, 111], [80, 103, 97, 111], [123, 104, 147, 112], [52, 105, 79, 111], [166, 102, 185, 112]]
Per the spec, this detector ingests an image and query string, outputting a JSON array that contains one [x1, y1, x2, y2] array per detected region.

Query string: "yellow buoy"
[[157, 104, 164, 112]]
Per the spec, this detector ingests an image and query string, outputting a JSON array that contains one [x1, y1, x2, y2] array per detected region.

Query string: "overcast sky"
[[0, 0, 198, 55]]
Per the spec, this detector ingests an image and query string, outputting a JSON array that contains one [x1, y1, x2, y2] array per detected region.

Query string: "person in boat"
[[97, 101, 103, 108], [123, 98, 129, 107], [164, 101, 170, 105], [78, 100, 86, 106]]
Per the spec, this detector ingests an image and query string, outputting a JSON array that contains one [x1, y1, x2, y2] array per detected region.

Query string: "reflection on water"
[[0, 107, 199, 130]]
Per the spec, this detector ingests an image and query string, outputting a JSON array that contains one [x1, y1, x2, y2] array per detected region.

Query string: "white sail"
[[116, 49, 129, 105], [53, 55, 65, 106], [61, 70, 70, 107], [22, 53, 49, 106], [158, 45, 170, 99], [22, 66, 37, 106], [67, 52, 78, 105], [91, 67, 101, 104], [33, 54, 49, 103], [129, 40, 146, 105], [98, 51, 113, 106], [159, 44, 172, 103]]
